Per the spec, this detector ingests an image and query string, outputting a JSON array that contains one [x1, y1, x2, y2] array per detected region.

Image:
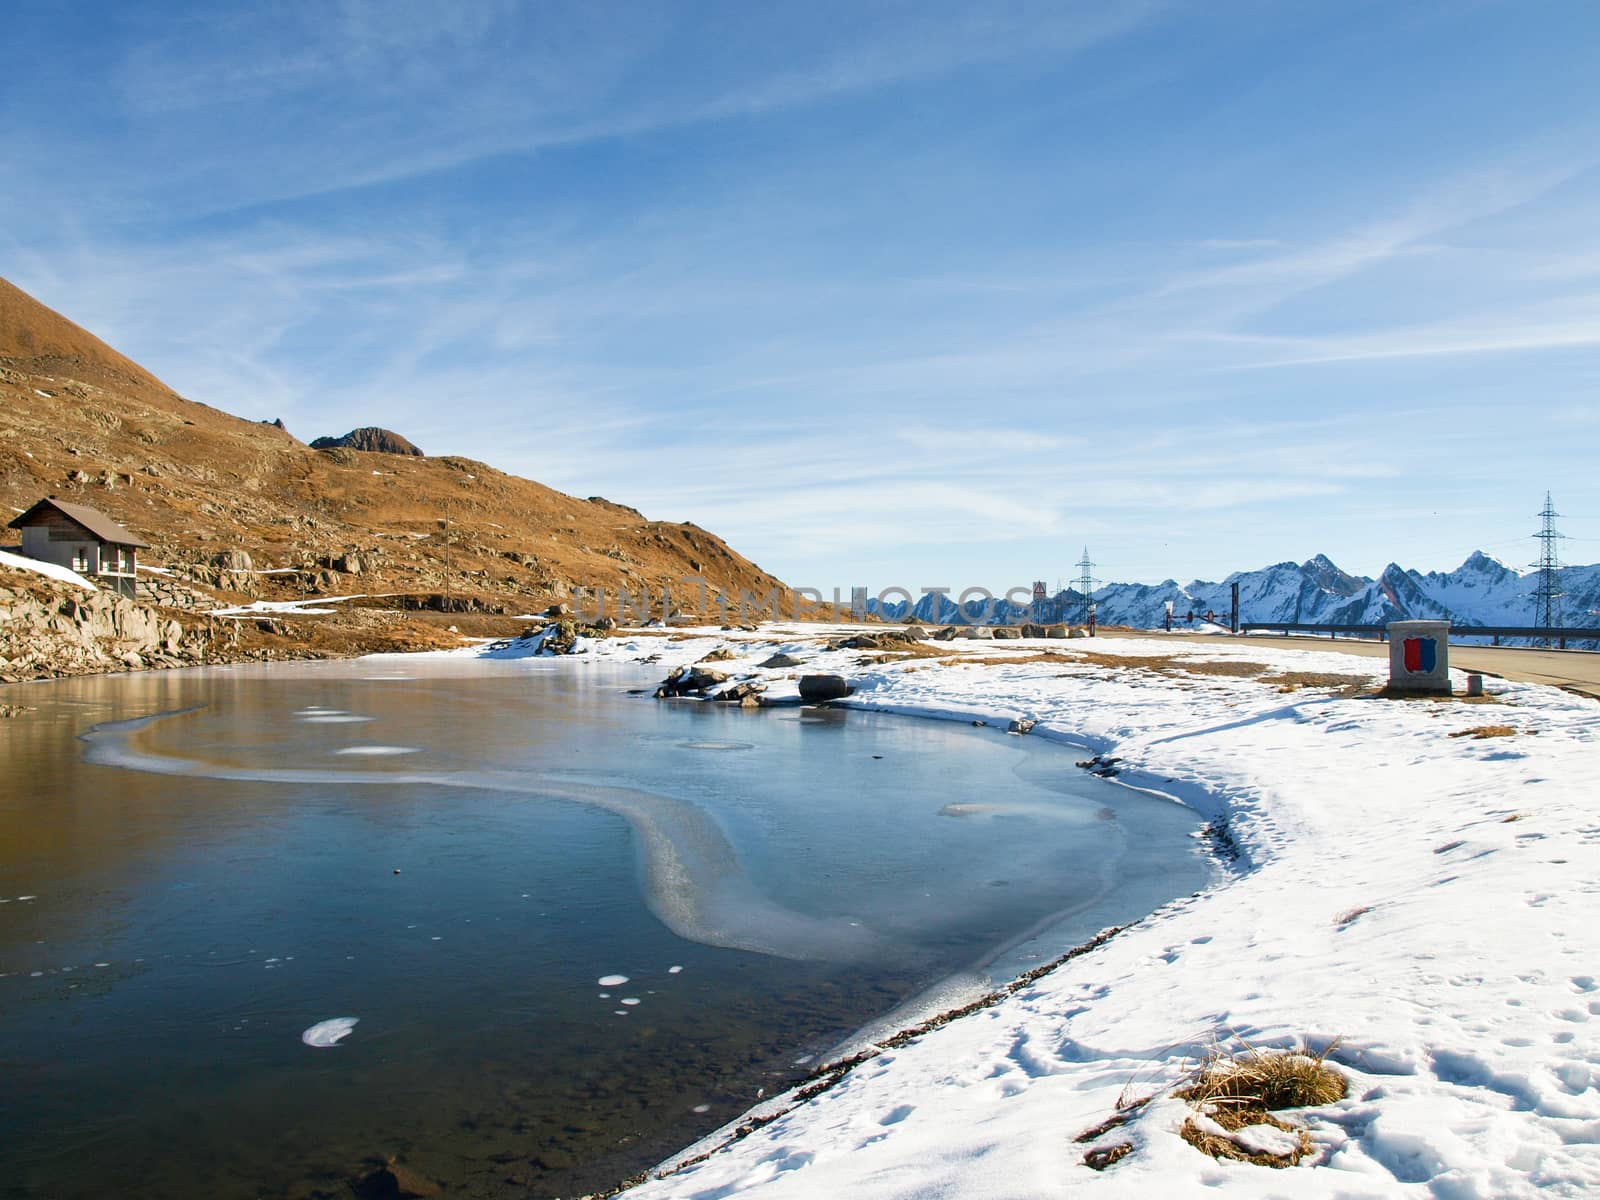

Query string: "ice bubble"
[[301, 1017, 359, 1047], [598, 974, 629, 987], [668, 965, 684, 974], [693, 1104, 711, 1114], [599, 992, 611, 999], [334, 746, 419, 757], [621, 997, 641, 1006], [614, 1010, 629, 1016]]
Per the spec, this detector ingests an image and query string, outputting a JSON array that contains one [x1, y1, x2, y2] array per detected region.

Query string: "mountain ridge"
[[877, 550, 1600, 635]]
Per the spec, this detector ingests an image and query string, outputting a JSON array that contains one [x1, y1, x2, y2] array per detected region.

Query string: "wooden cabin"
[[7, 497, 150, 598]]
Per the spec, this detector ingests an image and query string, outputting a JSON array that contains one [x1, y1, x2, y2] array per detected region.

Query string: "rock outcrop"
[[310, 426, 425, 456], [0, 574, 202, 681]]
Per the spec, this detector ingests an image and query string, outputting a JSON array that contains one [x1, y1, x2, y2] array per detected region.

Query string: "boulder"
[[1020, 623, 1049, 639], [798, 674, 853, 701], [992, 627, 1021, 640], [717, 680, 765, 704], [759, 652, 805, 668], [655, 666, 730, 697], [211, 548, 254, 573]]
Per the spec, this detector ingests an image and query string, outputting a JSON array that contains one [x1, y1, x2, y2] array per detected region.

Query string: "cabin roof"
[[7, 497, 151, 548]]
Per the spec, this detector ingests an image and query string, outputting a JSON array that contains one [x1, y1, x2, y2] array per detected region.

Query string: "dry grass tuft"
[[1448, 724, 1516, 739], [1082, 1141, 1133, 1171], [1173, 1041, 1345, 1168], [1179, 1043, 1346, 1117], [1179, 1114, 1313, 1168]]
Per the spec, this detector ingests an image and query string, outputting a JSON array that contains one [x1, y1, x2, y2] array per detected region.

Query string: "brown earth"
[[1, 274, 790, 668]]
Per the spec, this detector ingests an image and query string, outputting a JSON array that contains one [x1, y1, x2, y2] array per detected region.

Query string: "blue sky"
[[3, 1, 1598, 589]]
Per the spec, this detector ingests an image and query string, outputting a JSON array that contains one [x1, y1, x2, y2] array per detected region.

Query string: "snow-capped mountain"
[[872, 552, 1600, 636]]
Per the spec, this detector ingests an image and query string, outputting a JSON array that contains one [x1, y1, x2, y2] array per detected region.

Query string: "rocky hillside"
[[0, 274, 787, 659]]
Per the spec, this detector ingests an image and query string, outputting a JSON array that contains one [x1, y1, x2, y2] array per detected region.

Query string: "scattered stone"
[[1008, 718, 1036, 735], [759, 652, 805, 668]]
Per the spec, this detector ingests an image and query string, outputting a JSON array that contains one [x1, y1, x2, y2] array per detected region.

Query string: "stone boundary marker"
[[1387, 620, 1451, 693]]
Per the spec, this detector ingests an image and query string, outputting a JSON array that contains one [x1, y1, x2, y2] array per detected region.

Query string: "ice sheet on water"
[[299, 714, 374, 724], [334, 746, 419, 756], [301, 1017, 358, 1047], [598, 974, 629, 987]]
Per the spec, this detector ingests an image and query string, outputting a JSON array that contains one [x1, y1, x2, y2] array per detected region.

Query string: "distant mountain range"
[[876, 552, 1600, 636]]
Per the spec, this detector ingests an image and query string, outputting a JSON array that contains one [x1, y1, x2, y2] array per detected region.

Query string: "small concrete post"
[[1387, 620, 1451, 693], [1466, 674, 1484, 697]]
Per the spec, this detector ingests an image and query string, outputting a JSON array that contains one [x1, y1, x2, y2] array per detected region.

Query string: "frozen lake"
[[0, 657, 1211, 1198]]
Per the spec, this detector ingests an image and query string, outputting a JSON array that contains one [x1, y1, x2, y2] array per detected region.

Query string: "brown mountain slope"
[[0, 274, 788, 643], [0, 276, 176, 396]]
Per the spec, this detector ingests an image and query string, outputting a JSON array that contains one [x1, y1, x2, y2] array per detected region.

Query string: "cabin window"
[[72, 549, 88, 571]]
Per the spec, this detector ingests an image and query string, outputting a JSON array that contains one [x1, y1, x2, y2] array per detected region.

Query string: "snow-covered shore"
[[458, 625, 1600, 1198]]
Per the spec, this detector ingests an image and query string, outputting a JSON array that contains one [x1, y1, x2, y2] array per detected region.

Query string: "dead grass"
[[1081, 1141, 1133, 1171], [1263, 671, 1373, 696], [1172, 1041, 1345, 1168], [1179, 1114, 1313, 1168], [1448, 724, 1517, 739]]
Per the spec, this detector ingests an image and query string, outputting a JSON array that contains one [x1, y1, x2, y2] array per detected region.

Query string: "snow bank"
[[0, 547, 96, 591], [442, 625, 1600, 1198]]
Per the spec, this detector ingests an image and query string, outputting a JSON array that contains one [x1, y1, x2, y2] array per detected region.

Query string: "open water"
[[0, 657, 1211, 1198]]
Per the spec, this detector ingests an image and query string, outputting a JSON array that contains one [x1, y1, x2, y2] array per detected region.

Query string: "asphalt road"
[[1147, 630, 1600, 701]]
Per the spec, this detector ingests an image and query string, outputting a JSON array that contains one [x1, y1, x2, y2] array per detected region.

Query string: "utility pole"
[[441, 500, 453, 613], [1074, 547, 1099, 629], [1531, 492, 1565, 647]]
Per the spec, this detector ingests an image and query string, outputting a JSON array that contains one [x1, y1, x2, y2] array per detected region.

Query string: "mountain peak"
[[1460, 549, 1522, 576], [1301, 552, 1366, 597]]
